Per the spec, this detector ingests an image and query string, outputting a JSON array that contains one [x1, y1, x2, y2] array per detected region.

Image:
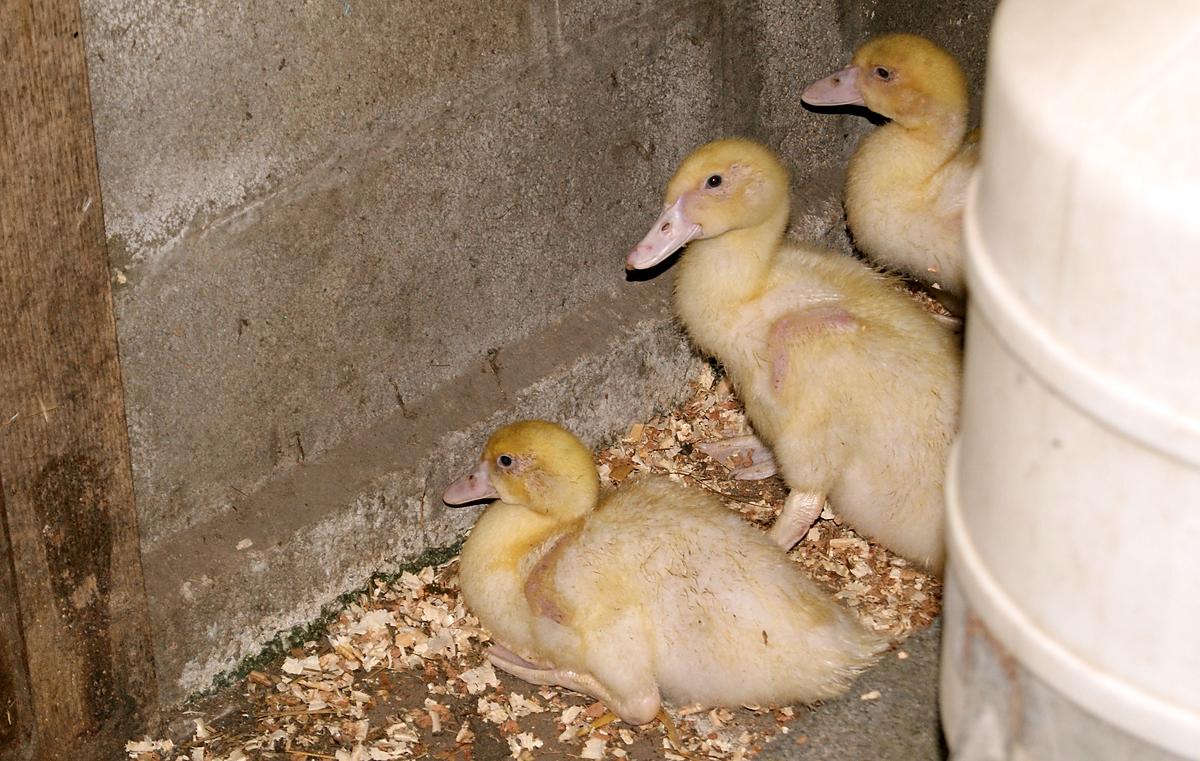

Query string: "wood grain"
[[0, 486, 35, 760], [0, 0, 158, 757]]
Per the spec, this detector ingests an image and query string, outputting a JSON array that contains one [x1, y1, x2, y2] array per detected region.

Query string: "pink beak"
[[801, 65, 865, 107], [443, 460, 499, 505], [626, 196, 703, 271]]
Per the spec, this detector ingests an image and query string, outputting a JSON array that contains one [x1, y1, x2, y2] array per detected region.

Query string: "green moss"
[[201, 538, 465, 696]]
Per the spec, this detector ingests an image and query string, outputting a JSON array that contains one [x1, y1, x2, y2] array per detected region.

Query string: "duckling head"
[[443, 420, 600, 521], [626, 138, 790, 271], [802, 33, 967, 130]]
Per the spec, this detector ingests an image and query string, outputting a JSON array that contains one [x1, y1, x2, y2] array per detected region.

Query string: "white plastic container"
[[942, 1, 1200, 759]]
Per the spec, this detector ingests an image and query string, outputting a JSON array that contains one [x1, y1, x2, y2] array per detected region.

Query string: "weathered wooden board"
[[0, 1, 158, 758], [0, 486, 36, 760]]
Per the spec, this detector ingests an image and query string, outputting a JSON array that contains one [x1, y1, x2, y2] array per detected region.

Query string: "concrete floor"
[[161, 599, 947, 761], [762, 622, 947, 761]]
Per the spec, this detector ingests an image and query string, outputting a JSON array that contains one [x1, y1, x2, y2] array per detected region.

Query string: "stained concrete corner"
[[81, 0, 997, 706], [141, 283, 698, 701], [83, 0, 732, 702]]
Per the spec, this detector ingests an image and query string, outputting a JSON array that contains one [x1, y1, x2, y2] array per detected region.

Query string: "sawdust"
[[127, 366, 939, 761]]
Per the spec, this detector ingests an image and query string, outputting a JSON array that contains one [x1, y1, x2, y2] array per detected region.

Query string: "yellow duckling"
[[443, 420, 883, 726], [626, 139, 960, 573], [803, 33, 977, 301]]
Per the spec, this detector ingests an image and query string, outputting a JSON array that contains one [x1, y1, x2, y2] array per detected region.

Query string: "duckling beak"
[[443, 460, 499, 505], [626, 196, 702, 271], [801, 66, 865, 107]]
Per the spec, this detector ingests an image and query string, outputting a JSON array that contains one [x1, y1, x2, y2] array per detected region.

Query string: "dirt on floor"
[[126, 364, 942, 761]]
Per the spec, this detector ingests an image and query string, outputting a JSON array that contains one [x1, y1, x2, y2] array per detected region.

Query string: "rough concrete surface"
[[141, 283, 698, 703], [80, 0, 997, 709], [83, 0, 724, 701], [86, 0, 724, 549], [763, 622, 947, 761]]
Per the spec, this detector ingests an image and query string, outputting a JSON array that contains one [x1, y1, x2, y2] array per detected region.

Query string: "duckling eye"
[[706, 174, 722, 189], [497, 454, 514, 468], [873, 66, 893, 81]]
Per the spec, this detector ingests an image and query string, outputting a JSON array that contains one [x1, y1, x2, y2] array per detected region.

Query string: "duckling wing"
[[933, 139, 978, 221], [522, 528, 579, 626], [766, 304, 862, 394], [519, 523, 665, 725]]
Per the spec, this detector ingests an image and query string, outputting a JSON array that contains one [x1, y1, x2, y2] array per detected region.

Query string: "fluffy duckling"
[[803, 33, 977, 301], [443, 420, 883, 726], [626, 139, 960, 573]]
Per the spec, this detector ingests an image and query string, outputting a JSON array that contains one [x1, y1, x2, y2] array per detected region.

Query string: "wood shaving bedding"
[[128, 366, 939, 761]]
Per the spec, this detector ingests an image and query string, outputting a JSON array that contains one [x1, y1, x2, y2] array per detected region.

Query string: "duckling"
[[802, 33, 977, 302], [443, 420, 884, 726], [626, 139, 960, 573]]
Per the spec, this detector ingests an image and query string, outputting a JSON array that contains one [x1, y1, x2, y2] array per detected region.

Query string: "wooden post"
[[0, 487, 35, 760], [0, 1, 159, 758]]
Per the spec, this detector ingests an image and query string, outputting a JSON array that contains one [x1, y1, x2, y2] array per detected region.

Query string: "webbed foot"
[[697, 434, 778, 480], [486, 646, 661, 726], [486, 646, 615, 709], [768, 491, 826, 551]]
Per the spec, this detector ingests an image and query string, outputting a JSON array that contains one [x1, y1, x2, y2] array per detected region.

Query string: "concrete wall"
[[81, 0, 995, 705]]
